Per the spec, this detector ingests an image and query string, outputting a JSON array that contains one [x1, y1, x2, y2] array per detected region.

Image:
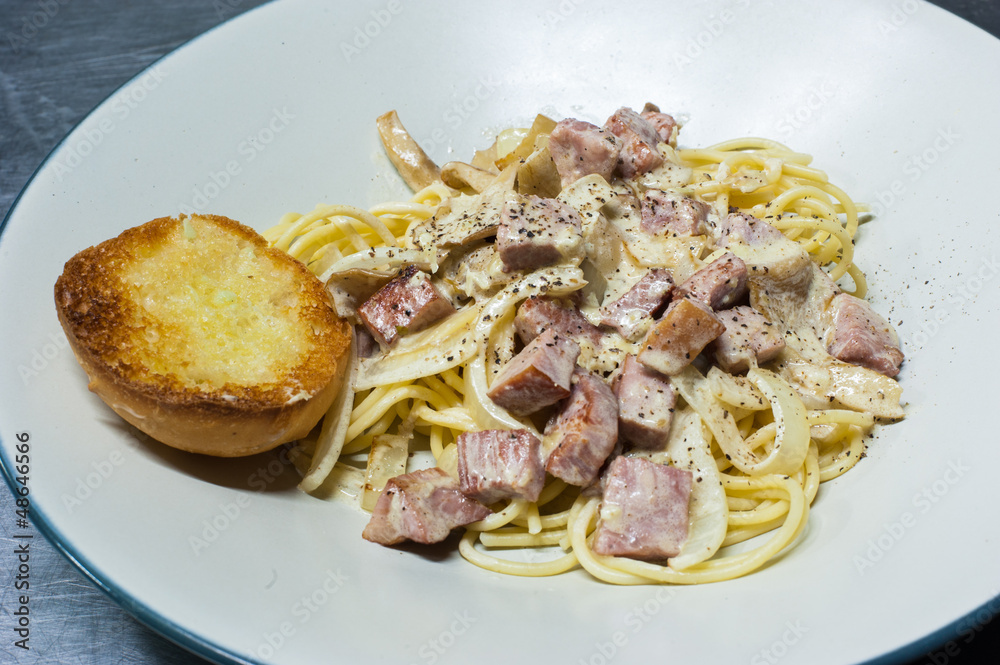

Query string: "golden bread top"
[[54, 214, 349, 411]]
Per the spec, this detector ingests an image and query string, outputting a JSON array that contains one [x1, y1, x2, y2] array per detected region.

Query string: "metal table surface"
[[1, 1, 998, 663]]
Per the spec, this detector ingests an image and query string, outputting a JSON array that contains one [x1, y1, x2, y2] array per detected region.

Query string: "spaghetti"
[[271, 107, 902, 585]]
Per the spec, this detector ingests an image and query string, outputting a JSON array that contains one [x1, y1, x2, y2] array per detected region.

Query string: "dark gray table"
[[2, 1, 998, 663]]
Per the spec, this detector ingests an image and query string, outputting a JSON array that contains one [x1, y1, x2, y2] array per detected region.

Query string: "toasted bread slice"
[[54, 214, 351, 457]]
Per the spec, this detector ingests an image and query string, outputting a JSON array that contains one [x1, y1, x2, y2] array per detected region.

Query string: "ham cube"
[[604, 107, 664, 178], [638, 297, 726, 375], [640, 105, 678, 146], [599, 269, 675, 341], [457, 429, 545, 504], [544, 370, 618, 486], [612, 355, 676, 450], [357, 265, 455, 347], [549, 118, 621, 188], [674, 251, 748, 311], [713, 306, 786, 373], [640, 189, 710, 237], [361, 467, 491, 546], [497, 195, 583, 272], [487, 328, 581, 416], [826, 293, 904, 377], [515, 296, 605, 348], [716, 211, 784, 248], [591, 456, 692, 561]]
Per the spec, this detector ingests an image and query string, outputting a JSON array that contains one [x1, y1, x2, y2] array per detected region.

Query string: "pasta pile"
[[267, 120, 892, 585]]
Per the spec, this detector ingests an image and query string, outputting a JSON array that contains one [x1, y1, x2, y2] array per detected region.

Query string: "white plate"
[[2, 1, 999, 663]]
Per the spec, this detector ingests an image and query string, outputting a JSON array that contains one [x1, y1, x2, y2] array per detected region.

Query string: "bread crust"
[[54, 214, 351, 457]]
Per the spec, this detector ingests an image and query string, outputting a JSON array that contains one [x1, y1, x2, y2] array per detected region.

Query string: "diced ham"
[[825, 293, 904, 377], [640, 189, 710, 237], [604, 107, 664, 178], [674, 251, 748, 311], [361, 467, 491, 546], [638, 297, 726, 375], [487, 328, 581, 416], [515, 296, 605, 348], [544, 369, 619, 486], [612, 355, 676, 450], [599, 269, 675, 341], [497, 195, 583, 272], [457, 429, 545, 504], [640, 105, 678, 146], [712, 305, 786, 373], [549, 119, 621, 188], [357, 265, 455, 347], [591, 456, 692, 561], [716, 211, 784, 248]]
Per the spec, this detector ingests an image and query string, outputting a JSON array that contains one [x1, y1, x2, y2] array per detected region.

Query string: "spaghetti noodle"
[[272, 106, 902, 585]]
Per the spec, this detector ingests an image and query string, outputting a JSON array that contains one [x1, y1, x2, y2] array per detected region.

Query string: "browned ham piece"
[[712, 305, 786, 373], [640, 109, 678, 146], [515, 296, 605, 348], [716, 211, 784, 247], [826, 293, 904, 377], [604, 107, 664, 178], [457, 429, 545, 504], [497, 195, 583, 272], [674, 251, 748, 311], [544, 369, 618, 486], [361, 467, 491, 546], [486, 328, 581, 416], [612, 355, 676, 450], [357, 265, 456, 347], [591, 456, 692, 561], [599, 269, 675, 341], [640, 190, 710, 237], [638, 297, 726, 375], [549, 118, 621, 188]]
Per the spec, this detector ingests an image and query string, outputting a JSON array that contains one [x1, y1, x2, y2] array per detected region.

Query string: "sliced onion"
[[355, 304, 482, 391], [464, 354, 539, 435], [672, 366, 808, 477], [299, 329, 359, 493], [318, 247, 437, 283], [745, 368, 810, 476], [361, 433, 409, 512], [667, 408, 729, 571]]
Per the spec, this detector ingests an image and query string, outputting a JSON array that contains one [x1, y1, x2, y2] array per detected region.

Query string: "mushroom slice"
[[376, 110, 441, 191], [441, 161, 498, 193]]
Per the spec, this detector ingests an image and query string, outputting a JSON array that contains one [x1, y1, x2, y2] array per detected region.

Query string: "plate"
[[2, 1, 1000, 663]]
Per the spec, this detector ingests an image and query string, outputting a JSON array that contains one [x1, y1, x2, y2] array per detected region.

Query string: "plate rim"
[[1, 1, 998, 663]]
